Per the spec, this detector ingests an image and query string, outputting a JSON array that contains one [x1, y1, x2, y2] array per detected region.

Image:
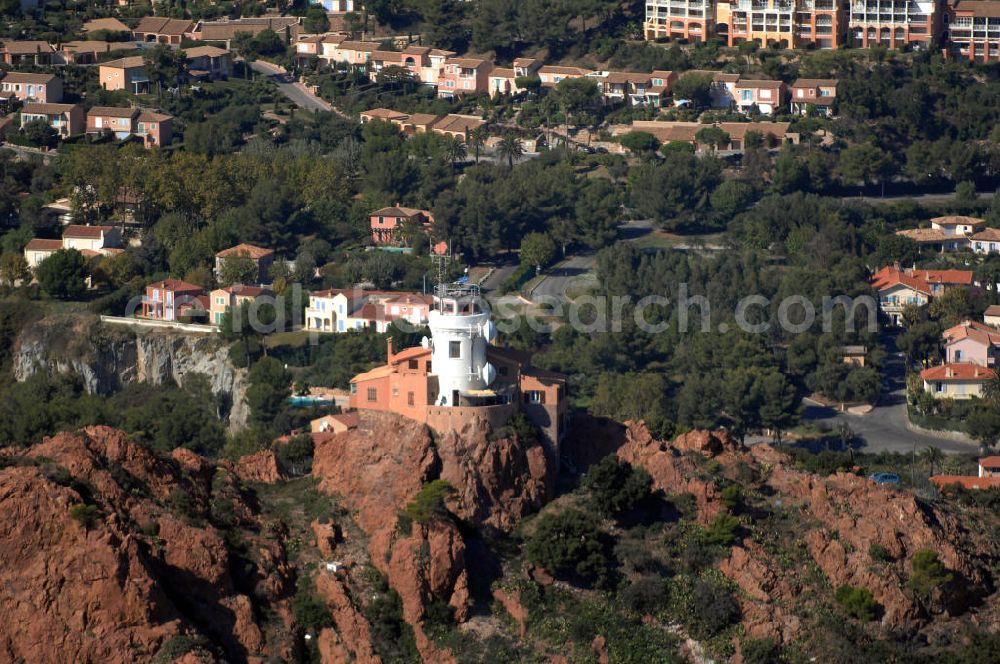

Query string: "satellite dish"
[[420, 336, 430, 349], [481, 362, 497, 386], [481, 320, 497, 342]]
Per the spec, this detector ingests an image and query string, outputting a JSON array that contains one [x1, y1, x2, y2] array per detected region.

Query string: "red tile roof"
[[870, 265, 973, 294], [931, 215, 985, 227], [215, 243, 274, 259], [63, 224, 112, 239], [979, 456, 1000, 467], [943, 320, 1000, 347], [147, 278, 203, 293], [25, 238, 62, 251], [931, 475, 1000, 490], [919, 362, 995, 382]]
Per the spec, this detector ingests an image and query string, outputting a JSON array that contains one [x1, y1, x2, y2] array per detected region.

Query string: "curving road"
[[249, 61, 337, 114], [802, 343, 979, 455]]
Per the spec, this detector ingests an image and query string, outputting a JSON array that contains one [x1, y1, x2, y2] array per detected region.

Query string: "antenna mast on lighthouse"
[[430, 239, 452, 310]]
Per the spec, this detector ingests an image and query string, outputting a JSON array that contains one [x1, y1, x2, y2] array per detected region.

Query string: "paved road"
[[529, 254, 597, 304], [250, 61, 336, 114], [802, 344, 978, 455], [479, 259, 519, 294]]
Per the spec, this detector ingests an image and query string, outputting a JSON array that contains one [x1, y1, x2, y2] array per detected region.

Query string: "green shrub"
[[402, 479, 455, 525], [292, 573, 333, 632], [668, 574, 740, 640], [524, 508, 612, 588], [720, 484, 742, 510], [154, 635, 214, 664], [835, 584, 878, 621], [908, 549, 953, 596], [275, 433, 314, 476], [364, 588, 420, 662], [68, 503, 98, 530], [703, 512, 741, 546], [583, 456, 652, 517], [622, 576, 670, 615], [740, 637, 781, 664], [869, 542, 894, 563]]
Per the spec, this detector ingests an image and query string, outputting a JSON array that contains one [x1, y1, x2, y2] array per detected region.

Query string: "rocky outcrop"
[[13, 314, 249, 429], [314, 573, 382, 664], [234, 450, 284, 483], [616, 422, 742, 524], [312, 411, 552, 661], [615, 422, 1000, 645], [0, 426, 294, 663]]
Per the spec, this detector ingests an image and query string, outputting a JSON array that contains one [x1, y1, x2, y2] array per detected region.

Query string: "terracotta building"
[[349, 285, 568, 465]]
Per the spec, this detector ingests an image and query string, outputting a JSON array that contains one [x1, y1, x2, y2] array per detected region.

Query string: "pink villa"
[[209, 284, 272, 326], [86, 107, 174, 148], [438, 57, 493, 97], [943, 320, 1000, 366], [141, 279, 206, 321], [370, 205, 433, 245]]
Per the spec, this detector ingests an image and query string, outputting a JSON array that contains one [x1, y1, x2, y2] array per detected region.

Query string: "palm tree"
[[983, 369, 1000, 405], [496, 133, 524, 168], [920, 446, 944, 478], [468, 126, 488, 164], [443, 136, 467, 172]]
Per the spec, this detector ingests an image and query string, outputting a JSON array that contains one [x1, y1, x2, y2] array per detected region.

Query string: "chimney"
[[386, 336, 394, 363]]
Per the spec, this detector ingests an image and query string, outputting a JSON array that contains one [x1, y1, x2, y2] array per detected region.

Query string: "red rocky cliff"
[[311, 411, 552, 661], [0, 426, 295, 663]]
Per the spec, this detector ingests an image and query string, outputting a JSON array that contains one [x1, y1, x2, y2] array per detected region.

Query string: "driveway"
[[802, 342, 978, 455], [249, 61, 337, 114]]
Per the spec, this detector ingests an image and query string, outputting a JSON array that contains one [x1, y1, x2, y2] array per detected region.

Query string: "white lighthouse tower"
[[426, 282, 498, 407]]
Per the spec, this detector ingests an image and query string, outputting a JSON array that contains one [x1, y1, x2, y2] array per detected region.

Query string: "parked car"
[[869, 472, 900, 485]]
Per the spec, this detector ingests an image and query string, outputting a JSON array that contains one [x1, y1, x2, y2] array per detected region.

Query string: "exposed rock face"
[[314, 573, 382, 664], [616, 422, 743, 524], [616, 422, 1000, 645], [0, 426, 294, 663], [13, 314, 249, 429], [312, 411, 552, 661], [234, 450, 285, 483], [0, 464, 181, 663]]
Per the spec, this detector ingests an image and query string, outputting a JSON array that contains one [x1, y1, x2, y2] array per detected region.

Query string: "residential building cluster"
[[869, 262, 1000, 401], [306, 289, 435, 333], [871, 263, 974, 326], [24, 224, 123, 268], [610, 119, 799, 151], [359, 108, 486, 141], [643, 0, 997, 61], [896, 216, 1000, 254], [300, 34, 837, 115]]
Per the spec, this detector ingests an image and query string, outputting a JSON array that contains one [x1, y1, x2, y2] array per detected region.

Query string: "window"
[[499, 366, 508, 376], [409, 359, 419, 369], [525, 390, 544, 404], [350, 383, 357, 394], [407, 392, 415, 406], [741, 89, 752, 101], [449, 340, 461, 358], [367, 387, 377, 401], [955, 350, 963, 361], [392, 387, 398, 397]]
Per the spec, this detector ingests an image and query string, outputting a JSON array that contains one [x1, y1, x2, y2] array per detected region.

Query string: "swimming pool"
[[288, 395, 333, 407]]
